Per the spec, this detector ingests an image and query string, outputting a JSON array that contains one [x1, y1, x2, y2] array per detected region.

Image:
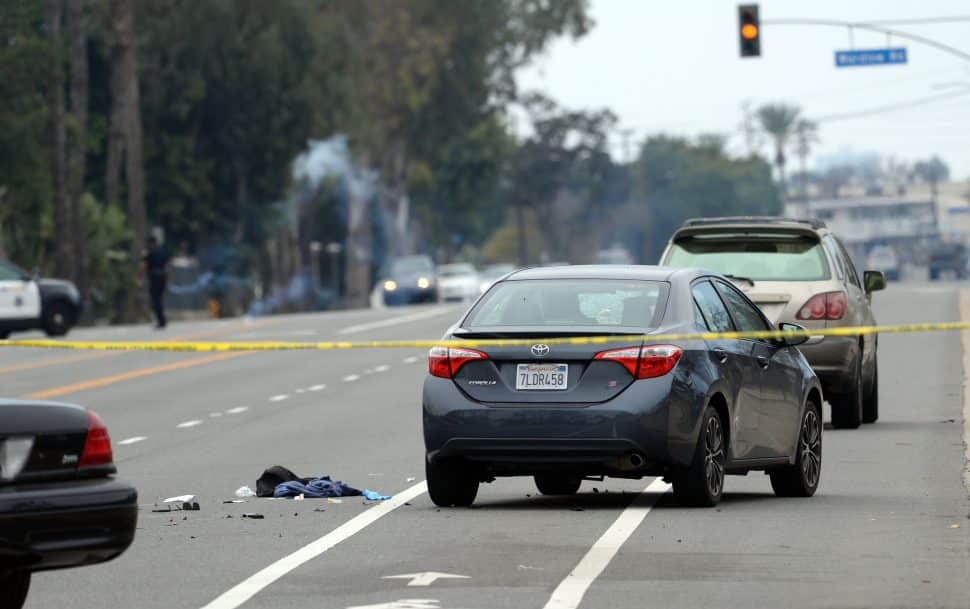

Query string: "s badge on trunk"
[[531, 344, 550, 357]]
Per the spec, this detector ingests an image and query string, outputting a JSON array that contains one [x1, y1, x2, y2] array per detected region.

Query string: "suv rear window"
[[665, 232, 831, 281], [464, 279, 667, 329]]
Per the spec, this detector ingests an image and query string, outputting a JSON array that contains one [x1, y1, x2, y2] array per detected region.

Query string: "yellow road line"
[[23, 351, 251, 400]]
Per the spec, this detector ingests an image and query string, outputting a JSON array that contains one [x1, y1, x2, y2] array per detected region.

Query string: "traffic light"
[[738, 4, 761, 57]]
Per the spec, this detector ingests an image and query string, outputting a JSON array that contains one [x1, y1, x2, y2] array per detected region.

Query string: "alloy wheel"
[[800, 409, 822, 488], [704, 415, 725, 496]]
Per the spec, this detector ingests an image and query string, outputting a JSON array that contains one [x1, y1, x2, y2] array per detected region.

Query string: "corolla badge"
[[531, 344, 550, 357]]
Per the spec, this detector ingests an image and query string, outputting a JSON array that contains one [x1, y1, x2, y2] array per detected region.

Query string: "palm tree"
[[792, 119, 819, 200], [756, 103, 801, 198]]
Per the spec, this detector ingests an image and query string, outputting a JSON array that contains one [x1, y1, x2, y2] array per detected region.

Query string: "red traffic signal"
[[738, 4, 761, 57]]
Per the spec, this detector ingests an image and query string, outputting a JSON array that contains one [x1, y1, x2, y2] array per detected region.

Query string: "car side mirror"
[[863, 270, 886, 293], [776, 322, 809, 347]]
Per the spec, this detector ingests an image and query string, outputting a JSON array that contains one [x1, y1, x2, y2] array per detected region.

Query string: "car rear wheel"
[[0, 570, 30, 609], [534, 474, 581, 496], [862, 358, 879, 424], [426, 458, 478, 507], [770, 401, 822, 497], [43, 301, 74, 336], [830, 356, 863, 429], [672, 406, 725, 507]]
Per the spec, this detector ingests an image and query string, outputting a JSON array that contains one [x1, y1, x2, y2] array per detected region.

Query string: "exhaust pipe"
[[615, 452, 647, 471]]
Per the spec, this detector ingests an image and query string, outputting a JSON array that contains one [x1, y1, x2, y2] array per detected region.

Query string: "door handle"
[[712, 347, 728, 363], [756, 355, 770, 369]]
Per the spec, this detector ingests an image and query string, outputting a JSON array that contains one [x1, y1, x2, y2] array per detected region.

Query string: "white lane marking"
[[269, 394, 290, 402], [225, 406, 248, 414], [343, 374, 360, 383], [176, 420, 203, 429], [374, 364, 391, 373], [542, 478, 670, 609], [118, 436, 147, 446], [295, 388, 306, 394], [382, 572, 470, 587], [210, 412, 222, 418], [308, 384, 326, 392], [199, 481, 428, 609], [347, 601, 439, 609], [402, 356, 419, 364], [338, 307, 456, 335]]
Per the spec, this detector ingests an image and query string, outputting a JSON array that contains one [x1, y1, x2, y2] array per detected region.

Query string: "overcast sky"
[[516, 0, 970, 179]]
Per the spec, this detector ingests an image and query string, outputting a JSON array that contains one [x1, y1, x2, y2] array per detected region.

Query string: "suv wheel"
[[43, 301, 74, 336], [770, 400, 822, 497], [862, 357, 879, 424], [0, 571, 30, 609], [534, 474, 581, 496], [672, 406, 725, 507], [830, 355, 863, 429], [426, 458, 478, 507]]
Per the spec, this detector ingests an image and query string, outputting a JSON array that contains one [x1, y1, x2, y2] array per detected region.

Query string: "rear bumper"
[[797, 335, 858, 392], [423, 374, 698, 474], [0, 477, 137, 573]]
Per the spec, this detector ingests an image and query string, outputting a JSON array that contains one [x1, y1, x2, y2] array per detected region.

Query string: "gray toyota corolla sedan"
[[422, 265, 823, 508]]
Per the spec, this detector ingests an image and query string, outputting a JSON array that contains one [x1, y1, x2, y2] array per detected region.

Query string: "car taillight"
[[796, 291, 847, 321], [594, 344, 682, 379], [78, 409, 113, 468], [428, 346, 488, 378]]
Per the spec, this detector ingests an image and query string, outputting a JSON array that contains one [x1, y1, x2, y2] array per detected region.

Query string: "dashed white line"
[[225, 406, 248, 414], [199, 482, 427, 609], [118, 436, 147, 446], [307, 384, 326, 392], [342, 374, 360, 383], [374, 364, 391, 373], [295, 388, 306, 394], [269, 394, 290, 402], [210, 412, 222, 418], [402, 356, 419, 364], [542, 478, 670, 609], [176, 420, 203, 429]]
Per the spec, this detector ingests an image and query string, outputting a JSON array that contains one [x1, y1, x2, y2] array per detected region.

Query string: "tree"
[[756, 103, 801, 197], [67, 0, 90, 296], [792, 119, 819, 200], [912, 156, 950, 197], [46, 0, 71, 278]]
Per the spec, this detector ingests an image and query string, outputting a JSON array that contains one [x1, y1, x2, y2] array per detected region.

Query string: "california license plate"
[[515, 363, 568, 390]]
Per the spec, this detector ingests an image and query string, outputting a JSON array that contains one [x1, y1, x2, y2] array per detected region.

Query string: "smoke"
[[292, 135, 377, 230]]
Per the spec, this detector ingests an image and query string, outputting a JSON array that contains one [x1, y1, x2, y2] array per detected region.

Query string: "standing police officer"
[[138, 236, 169, 329]]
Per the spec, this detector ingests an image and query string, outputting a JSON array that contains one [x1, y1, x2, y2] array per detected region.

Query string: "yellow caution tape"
[[1, 321, 968, 352]]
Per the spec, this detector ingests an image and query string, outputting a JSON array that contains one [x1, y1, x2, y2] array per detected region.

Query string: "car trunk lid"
[[450, 328, 644, 404], [0, 401, 105, 484]]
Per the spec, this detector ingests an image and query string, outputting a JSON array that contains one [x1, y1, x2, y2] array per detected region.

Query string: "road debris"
[[235, 486, 256, 498], [242, 513, 265, 519]]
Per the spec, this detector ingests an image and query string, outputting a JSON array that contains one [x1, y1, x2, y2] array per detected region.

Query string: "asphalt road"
[[5, 283, 969, 609]]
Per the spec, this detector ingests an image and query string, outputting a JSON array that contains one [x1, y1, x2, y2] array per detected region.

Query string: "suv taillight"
[[594, 344, 682, 379], [78, 409, 113, 468], [796, 291, 847, 321], [429, 346, 489, 378]]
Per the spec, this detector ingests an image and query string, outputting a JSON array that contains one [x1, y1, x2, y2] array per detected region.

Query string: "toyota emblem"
[[531, 344, 550, 357]]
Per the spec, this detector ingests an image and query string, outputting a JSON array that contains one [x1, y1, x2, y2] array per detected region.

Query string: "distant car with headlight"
[[0, 260, 82, 339], [437, 263, 480, 302], [378, 255, 438, 306]]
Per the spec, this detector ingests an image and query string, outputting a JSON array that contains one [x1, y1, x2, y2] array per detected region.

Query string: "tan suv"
[[659, 217, 887, 429]]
